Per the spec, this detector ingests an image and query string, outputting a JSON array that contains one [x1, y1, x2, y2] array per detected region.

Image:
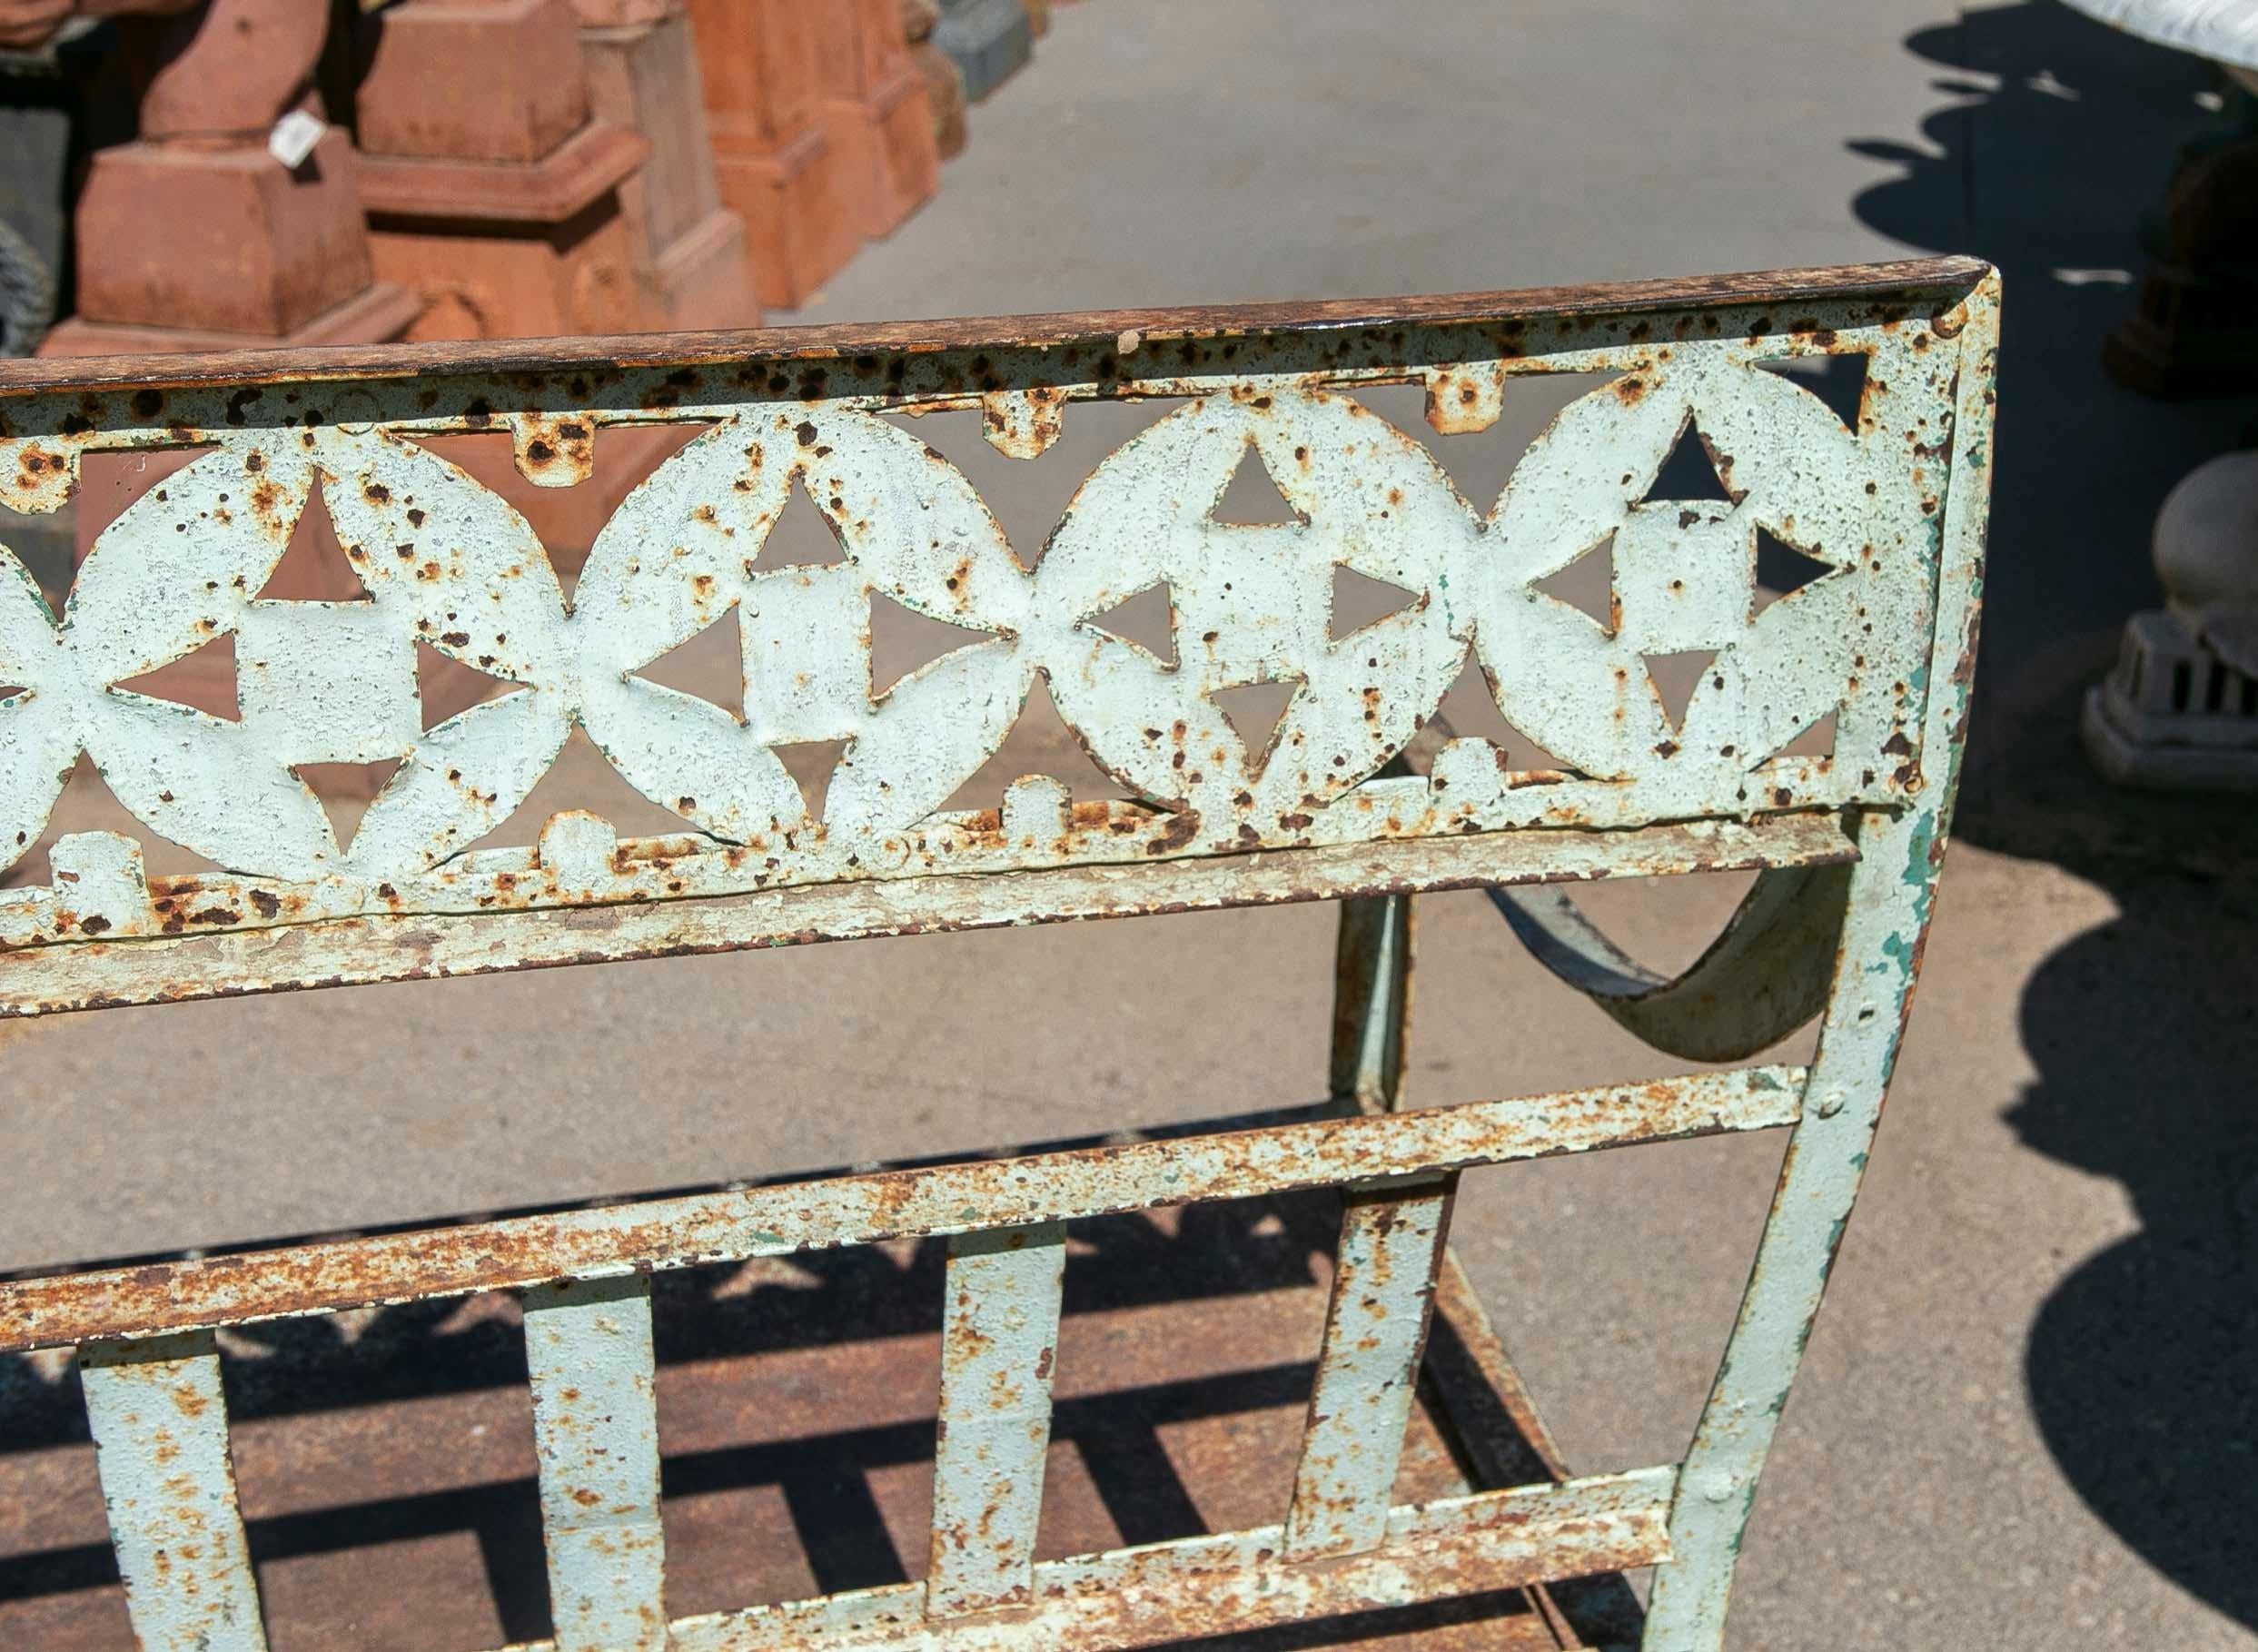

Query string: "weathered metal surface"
[[0, 1177, 1591, 1649], [574, 1469, 1679, 1652], [77, 1332, 268, 1652], [1329, 891, 1413, 1113], [0, 260, 1996, 1651], [0, 259, 1979, 1016], [0, 809, 1854, 1016], [1490, 862, 1851, 1062], [927, 1223, 1066, 1617], [1285, 1177, 1453, 1560], [523, 1276, 669, 1652], [1639, 268, 1998, 1648], [0, 1064, 1804, 1356]]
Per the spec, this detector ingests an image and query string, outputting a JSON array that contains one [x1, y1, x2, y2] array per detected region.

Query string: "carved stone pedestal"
[[2085, 450, 2258, 788], [353, 0, 652, 341], [684, 0, 864, 309], [812, 0, 938, 238], [574, 0, 760, 330]]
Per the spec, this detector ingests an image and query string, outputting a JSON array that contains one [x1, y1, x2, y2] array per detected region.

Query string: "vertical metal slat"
[[1284, 1176, 1454, 1560], [80, 1331, 269, 1652], [524, 1275, 668, 1652], [1330, 891, 1414, 1115], [926, 1222, 1066, 1617]]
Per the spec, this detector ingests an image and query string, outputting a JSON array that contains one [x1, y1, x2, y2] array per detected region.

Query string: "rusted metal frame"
[[77, 1331, 270, 1652], [926, 1223, 1068, 1617], [0, 811, 1858, 1018], [0, 1066, 1805, 1355], [1489, 864, 1852, 1063], [1639, 271, 1997, 1649], [522, 1276, 669, 1652], [0, 782, 1837, 957], [586, 1467, 1679, 1652], [1284, 1175, 1455, 1561], [0, 254, 1977, 406], [0, 262, 1980, 1026]]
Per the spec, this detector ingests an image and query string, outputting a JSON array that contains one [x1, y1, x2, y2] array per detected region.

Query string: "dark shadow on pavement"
[[1852, 5, 2258, 1633], [1849, 2, 2252, 848], [2007, 865, 2258, 1630]]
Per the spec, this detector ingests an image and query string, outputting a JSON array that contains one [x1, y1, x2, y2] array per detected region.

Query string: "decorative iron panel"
[[0, 259, 1990, 1014]]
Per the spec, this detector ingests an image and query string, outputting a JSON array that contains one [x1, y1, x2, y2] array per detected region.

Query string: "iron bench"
[[0, 255, 1996, 1650]]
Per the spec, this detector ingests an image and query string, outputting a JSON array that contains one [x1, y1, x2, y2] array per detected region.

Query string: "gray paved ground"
[[7, 2, 2258, 1647]]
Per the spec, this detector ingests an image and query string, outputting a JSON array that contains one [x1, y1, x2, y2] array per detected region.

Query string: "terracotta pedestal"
[[812, 0, 939, 239], [683, 0, 865, 309], [574, 0, 761, 330], [40, 0, 418, 754], [353, 0, 652, 341], [40, 0, 420, 356]]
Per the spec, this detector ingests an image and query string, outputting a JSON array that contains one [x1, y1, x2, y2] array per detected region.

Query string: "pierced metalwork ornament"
[[0, 257, 1998, 1652]]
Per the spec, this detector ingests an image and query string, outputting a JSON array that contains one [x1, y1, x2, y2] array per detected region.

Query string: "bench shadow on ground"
[[1851, 2, 2258, 1631], [0, 1111, 1636, 1650]]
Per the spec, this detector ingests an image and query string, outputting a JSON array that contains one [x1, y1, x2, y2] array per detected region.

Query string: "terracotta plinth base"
[[68, 128, 378, 337], [710, 121, 861, 310], [355, 0, 589, 164], [579, 8, 762, 329], [368, 206, 648, 342], [2104, 260, 2258, 400], [359, 124, 654, 341], [818, 63, 939, 239], [36, 282, 423, 358], [646, 206, 762, 330]]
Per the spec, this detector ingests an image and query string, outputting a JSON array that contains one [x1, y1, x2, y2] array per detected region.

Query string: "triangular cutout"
[[771, 737, 851, 823], [748, 474, 848, 571], [112, 631, 241, 721], [255, 481, 370, 602], [1432, 658, 1580, 779], [419, 639, 533, 731], [1330, 563, 1423, 641], [624, 604, 744, 724], [293, 757, 404, 852], [1754, 528, 1837, 613], [1781, 707, 1837, 762], [1210, 676, 1303, 777], [1532, 539, 1617, 634], [1760, 351, 1867, 434], [1642, 419, 1737, 505], [1082, 581, 1177, 668], [489, 727, 691, 844], [938, 673, 1131, 811], [868, 590, 1001, 700], [1642, 648, 1718, 737], [1211, 440, 1304, 526]]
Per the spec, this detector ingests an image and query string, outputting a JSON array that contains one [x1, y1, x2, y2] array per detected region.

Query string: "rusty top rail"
[[0, 256, 1988, 397]]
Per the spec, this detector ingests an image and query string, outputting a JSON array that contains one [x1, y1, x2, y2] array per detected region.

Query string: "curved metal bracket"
[[1489, 862, 1851, 1062]]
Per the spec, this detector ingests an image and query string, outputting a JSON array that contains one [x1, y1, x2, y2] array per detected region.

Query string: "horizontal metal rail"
[[0, 811, 1857, 1017], [5, 1065, 1803, 1353], [609, 1469, 1677, 1652]]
